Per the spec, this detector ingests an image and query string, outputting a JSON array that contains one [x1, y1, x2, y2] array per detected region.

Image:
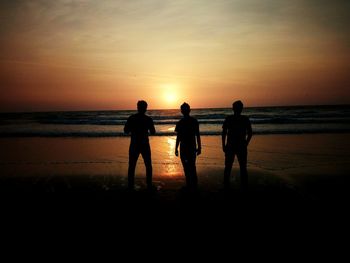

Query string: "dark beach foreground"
[[1, 134, 349, 219]]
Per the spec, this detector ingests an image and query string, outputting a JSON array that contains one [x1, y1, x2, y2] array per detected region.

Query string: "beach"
[[2, 0, 350, 241], [1, 134, 349, 206], [1, 133, 349, 241]]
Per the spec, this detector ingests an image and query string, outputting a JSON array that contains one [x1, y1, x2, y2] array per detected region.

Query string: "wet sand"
[[1, 134, 349, 206]]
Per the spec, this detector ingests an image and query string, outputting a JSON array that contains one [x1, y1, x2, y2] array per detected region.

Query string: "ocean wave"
[[1, 128, 350, 137], [2, 105, 350, 127], [33, 117, 350, 126], [1, 105, 349, 137]]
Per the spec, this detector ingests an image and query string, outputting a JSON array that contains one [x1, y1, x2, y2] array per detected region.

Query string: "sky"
[[0, 0, 349, 111]]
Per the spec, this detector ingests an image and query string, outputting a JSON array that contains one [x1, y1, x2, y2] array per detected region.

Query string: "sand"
[[1, 134, 349, 204], [1, 134, 350, 238]]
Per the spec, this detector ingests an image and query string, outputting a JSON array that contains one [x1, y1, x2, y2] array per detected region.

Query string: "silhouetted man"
[[124, 100, 155, 190], [222, 100, 252, 189], [175, 103, 201, 190]]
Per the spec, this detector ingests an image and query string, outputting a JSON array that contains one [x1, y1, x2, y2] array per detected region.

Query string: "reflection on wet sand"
[[151, 136, 182, 177], [0, 134, 350, 206]]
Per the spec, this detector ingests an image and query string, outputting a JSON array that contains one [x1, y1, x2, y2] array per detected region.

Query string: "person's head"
[[137, 100, 148, 114], [232, 100, 243, 115], [180, 102, 191, 116]]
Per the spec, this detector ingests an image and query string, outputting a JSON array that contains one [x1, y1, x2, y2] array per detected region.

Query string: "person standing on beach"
[[222, 100, 252, 189], [124, 100, 156, 190], [175, 103, 201, 190]]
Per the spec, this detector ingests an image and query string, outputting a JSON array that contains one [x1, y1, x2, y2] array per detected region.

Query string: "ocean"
[[0, 105, 349, 137]]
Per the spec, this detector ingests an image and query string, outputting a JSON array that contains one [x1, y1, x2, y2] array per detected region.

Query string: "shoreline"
[[1, 130, 350, 138], [1, 133, 349, 204]]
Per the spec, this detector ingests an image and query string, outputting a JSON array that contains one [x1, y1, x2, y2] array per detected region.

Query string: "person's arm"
[[175, 122, 180, 156], [196, 120, 201, 155], [149, 118, 156, 135], [124, 117, 130, 134], [246, 118, 253, 146], [175, 135, 180, 157], [222, 119, 227, 152]]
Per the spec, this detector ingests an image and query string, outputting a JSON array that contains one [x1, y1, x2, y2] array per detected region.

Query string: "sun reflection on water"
[[162, 136, 182, 177]]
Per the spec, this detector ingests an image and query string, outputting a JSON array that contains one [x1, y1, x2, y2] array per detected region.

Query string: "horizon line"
[[0, 103, 349, 114]]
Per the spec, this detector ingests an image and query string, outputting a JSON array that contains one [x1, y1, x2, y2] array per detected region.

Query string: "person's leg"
[[237, 147, 248, 189], [128, 145, 140, 190], [189, 154, 198, 189], [180, 155, 191, 187], [141, 143, 153, 189], [224, 151, 234, 188]]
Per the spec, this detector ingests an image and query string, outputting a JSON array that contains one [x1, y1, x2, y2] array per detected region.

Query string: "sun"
[[161, 84, 180, 108], [164, 92, 177, 104]]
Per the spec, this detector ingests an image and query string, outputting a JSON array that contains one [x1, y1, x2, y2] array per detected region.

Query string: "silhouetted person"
[[222, 100, 252, 190], [175, 103, 201, 190], [124, 100, 155, 190]]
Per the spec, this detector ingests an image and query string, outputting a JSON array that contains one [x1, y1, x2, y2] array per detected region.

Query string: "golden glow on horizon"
[[0, 1, 349, 111]]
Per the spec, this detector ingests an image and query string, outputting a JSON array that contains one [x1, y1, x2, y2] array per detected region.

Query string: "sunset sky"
[[1, 0, 349, 111]]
